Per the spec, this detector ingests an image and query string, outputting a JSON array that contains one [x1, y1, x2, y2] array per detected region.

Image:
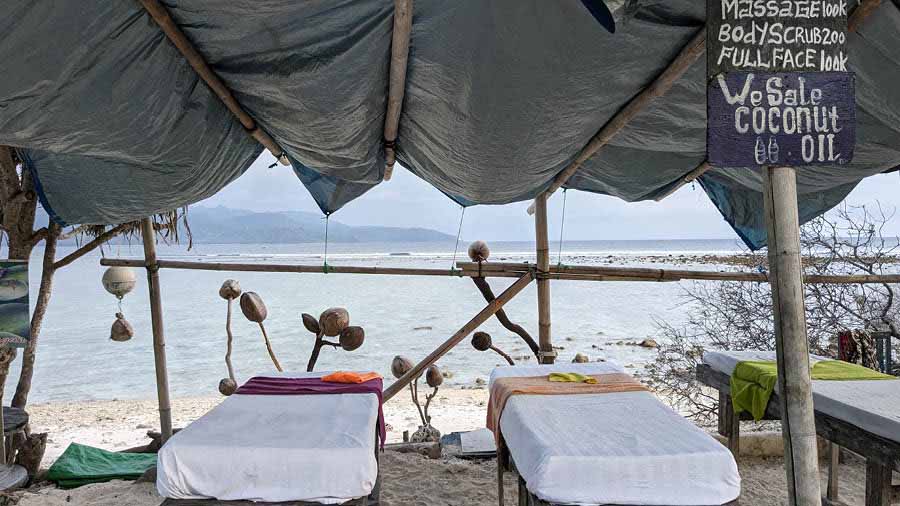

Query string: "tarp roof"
[[2, 1, 899, 249]]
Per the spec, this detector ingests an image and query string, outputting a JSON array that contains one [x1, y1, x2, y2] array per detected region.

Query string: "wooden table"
[[697, 364, 899, 506]]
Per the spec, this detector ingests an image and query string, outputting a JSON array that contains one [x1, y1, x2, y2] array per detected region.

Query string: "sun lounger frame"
[[697, 363, 900, 506], [497, 445, 739, 506]]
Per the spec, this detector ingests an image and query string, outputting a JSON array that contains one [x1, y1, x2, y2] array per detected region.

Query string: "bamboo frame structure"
[[141, 218, 174, 443], [533, 194, 555, 364], [382, 0, 413, 181], [137, 0, 289, 166]]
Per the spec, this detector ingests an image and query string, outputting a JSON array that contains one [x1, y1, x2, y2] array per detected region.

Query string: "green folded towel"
[[47, 443, 157, 489], [549, 372, 598, 384], [731, 359, 896, 421]]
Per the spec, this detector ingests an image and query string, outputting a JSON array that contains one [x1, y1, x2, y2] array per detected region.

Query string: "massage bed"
[[698, 351, 900, 506], [157, 372, 381, 506], [491, 363, 741, 506]]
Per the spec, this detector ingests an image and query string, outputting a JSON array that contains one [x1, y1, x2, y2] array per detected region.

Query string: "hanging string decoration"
[[102, 266, 136, 342], [450, 206, 466, 273], [218, 279, 242, 396]]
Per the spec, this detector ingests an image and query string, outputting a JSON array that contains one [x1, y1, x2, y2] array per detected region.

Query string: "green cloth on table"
[[548, 372, 598, 384], [730, 359, 896, 421], [47, 443, 157, 489]]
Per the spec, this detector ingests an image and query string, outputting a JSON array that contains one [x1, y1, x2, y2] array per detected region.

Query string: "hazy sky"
[[199, 152, 900, 241]]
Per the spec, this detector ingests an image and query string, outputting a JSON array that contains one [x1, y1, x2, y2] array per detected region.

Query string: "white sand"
[[11, 388, 880, 505]]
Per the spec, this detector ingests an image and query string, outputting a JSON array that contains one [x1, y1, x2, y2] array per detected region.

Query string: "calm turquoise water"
[[5, 239, 746, 403]]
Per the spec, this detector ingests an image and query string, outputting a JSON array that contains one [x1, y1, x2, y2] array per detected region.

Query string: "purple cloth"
[[235, 376, 386, 448]]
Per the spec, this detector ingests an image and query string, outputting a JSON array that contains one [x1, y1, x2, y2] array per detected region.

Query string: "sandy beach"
[[4, 386, 879, 506]]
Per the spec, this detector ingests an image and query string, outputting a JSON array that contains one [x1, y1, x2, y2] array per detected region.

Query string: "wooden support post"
[[533, 193, 554, 364], [827, 442, 840, 502], [762, 166, 821, 506], [865, 460, 892, 506], [141, 218, 174, 443], [383, 272, 533, 401], [382, 0, 413, 181]]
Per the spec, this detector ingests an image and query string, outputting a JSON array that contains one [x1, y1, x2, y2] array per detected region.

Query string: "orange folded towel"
[[321, 371, 382, 384]]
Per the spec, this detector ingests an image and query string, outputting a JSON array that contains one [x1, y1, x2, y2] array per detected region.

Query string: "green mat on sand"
[[47, 443, 157, 489], [730, 359, 896, 421]]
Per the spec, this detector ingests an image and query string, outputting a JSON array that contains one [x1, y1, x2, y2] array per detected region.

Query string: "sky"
[[198, 152, 900, 241]]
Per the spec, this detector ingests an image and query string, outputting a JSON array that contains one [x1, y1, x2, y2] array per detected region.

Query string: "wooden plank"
[[137, 0, 288, 165], [141, 218, 173, 442], [533, 194, 554, 364], [382, 0, 413, 181], [163, 498, 366, 506], [383, 272, 534, 401]]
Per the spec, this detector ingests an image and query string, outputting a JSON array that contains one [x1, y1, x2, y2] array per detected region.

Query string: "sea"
[[3, 239, 749, 404]]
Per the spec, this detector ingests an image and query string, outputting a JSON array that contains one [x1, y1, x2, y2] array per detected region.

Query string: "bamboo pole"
[[383, 272, 534, 401], [100, 258, 522, 278], [762, 167, 820, 506], [527, 27, 707, 214], [654, 161, 712, 202], [382, 0, 413, 181], [141, 218, 174, 442], [100, 257, 900, 285], [533, 194, 554, 364], [137, 0, 288, 165]]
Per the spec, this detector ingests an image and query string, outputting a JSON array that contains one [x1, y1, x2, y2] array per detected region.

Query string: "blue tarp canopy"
[[2, 1, 899, 249]]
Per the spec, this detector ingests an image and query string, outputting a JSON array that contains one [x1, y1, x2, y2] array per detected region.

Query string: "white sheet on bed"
[[493, 364, 741, 505], [157, 372, 378, 504], [703, 351, 900, 444]]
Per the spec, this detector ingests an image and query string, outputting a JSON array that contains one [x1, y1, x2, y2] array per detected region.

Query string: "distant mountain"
[[44, 206, 456, 244]]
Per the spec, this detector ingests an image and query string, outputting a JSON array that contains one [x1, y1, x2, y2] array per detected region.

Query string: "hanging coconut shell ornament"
[[467, 241, 491, 263], [319, 307, 350, 337], [240, 291, 283, 372], [110, 312, 134, 342], [218, 377, 237, 396], [426, 364, 444, 388], [339, 326, 365, 351], [391, 355, 414, 379]]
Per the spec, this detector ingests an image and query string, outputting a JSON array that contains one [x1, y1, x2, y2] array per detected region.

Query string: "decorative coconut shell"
[[218, 378, 237, 396], [218, 279, 242, 300], [391, 355, 414, 379], [110, 312, 134, 342], [240, 292, 268, 322], [102, 266, 137, 299], [471, 331, 492, 351], [319, 307, 350, 337], [426, 365, 444, 388], [301, 313, 321, 335], [467, 241, 490, 263], [339, 326, 365, 351]]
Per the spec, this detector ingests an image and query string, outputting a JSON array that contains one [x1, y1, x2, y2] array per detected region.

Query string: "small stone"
[[565, 337, 575, 342], [639, 339, 659, 349], [572, 353, 590, 363], [616, 340, 625, 345], [474, 377, 486, 386]]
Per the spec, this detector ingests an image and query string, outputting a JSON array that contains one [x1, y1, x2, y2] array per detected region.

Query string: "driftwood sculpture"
[[240, 291, 283, 372], [467, 241, 540, 359], [303, 307, 366, 371], [392, 355, 443, 442], [218, 279, 242, 396], [471, 331, 515, 365]]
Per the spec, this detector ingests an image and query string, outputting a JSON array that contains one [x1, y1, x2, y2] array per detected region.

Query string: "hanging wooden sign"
[[708, 72, 855, 166], [0, 261, 29, 348], [706, 0, 856, 167]]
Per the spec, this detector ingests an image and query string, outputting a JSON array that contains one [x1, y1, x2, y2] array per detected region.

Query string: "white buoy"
[[102, 266, 136, 299]]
